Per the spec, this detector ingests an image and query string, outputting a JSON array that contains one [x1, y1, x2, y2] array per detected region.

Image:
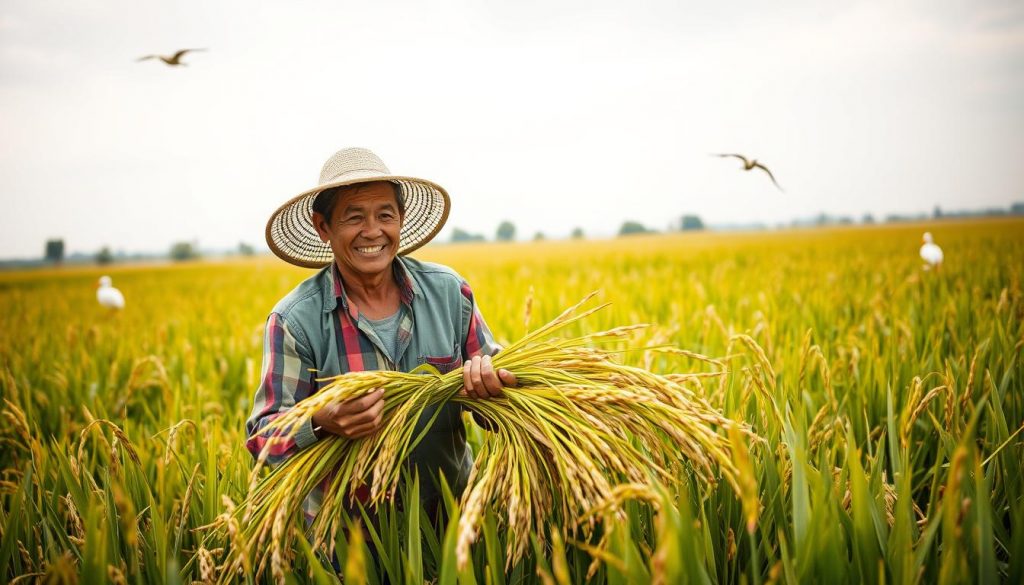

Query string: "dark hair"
[[312, 181, 405, 222]]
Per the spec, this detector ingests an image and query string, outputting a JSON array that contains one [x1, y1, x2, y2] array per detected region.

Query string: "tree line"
[[449, 215, 706, 244]]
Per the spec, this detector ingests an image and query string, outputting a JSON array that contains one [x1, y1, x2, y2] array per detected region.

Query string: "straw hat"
[[265, 147, 450, 268]]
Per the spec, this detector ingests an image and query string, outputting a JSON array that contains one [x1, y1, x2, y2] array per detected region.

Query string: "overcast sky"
[[1, 0, 1022, 258]]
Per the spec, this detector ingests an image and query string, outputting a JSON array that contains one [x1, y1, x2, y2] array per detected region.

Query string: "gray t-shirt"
[[364, 309, 402, 365]]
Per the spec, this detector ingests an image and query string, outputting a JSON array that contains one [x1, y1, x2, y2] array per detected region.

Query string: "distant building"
[[44, 239, 65, 264]]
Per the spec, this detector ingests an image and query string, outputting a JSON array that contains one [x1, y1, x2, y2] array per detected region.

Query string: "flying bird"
[[136, 48, 206, 67], [97, 276, 125, 310], [920, 232, 944, 270], [714, 153, 784, 192]]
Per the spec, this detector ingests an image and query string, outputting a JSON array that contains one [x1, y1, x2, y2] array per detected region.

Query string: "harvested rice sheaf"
[[227, 293, 755, 580]]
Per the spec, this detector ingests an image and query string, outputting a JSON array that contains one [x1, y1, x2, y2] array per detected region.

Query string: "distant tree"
[[495, 221, 516, 242], [680, 215, 705, 231], [1010, 202, 1024, 215], [837, 216, 853, 225], [450, 228, 486, 243], [96, 246, 114, 265], [862, 213, 875, 224], [533, 232, 546, 241], [238, 242, 255, 256], [570, 227, 585, 239], [618, 221, 651, 236], [44, 239, 65, 264], [170, 241, 200, 261], [933, 205, 943, 219]]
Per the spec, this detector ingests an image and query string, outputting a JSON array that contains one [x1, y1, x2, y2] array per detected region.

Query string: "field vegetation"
[[1, 218, 1022, 583]]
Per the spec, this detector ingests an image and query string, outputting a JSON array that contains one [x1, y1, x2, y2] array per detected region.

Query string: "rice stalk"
[[218, 293, 752, 580]]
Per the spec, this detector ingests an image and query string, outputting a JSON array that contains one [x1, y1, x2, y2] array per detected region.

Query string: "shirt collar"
[[322, 259, 418, 316]]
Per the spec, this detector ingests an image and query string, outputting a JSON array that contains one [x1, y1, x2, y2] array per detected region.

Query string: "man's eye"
[[344, 216, 362, 224]]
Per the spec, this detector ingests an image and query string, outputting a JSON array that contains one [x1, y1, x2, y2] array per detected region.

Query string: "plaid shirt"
[[245, 256, 500, 512]]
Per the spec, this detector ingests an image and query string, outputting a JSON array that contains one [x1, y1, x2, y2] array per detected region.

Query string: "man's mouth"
[[355, 245, 386, 255]]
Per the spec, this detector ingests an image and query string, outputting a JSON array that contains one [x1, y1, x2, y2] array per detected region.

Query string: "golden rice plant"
[[221, 292, 753, 581], [4, 218, 1022, 583]]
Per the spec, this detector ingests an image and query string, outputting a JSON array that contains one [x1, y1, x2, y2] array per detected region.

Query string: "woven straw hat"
[[266, 147, 450, 268]]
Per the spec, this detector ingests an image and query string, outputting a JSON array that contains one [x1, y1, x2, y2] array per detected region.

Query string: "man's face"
[[313, 182, 403, 280]]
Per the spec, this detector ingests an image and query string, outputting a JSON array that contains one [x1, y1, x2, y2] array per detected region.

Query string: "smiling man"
[[246, 147, 515, 516]]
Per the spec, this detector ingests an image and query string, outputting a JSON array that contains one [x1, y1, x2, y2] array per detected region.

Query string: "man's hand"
[[462, 354, 517, 399], [311, 388, 385, 439]]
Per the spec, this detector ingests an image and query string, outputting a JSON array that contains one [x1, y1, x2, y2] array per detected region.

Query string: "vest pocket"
[[420, 345, 463, 374]]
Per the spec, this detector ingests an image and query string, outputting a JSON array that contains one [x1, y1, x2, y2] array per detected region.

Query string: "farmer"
[[245, 147, 516, 514]]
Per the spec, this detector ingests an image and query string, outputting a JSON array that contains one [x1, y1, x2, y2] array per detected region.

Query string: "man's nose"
[[360, 217, 384, 237]]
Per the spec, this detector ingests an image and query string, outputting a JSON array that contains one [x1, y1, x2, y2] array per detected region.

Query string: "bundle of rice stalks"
[[222, 293, 753, 581]]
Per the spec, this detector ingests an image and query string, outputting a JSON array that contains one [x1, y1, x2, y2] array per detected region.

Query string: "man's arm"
[[244, 313, 319, 465], [457, 280, 517, 404], [459, 281, 501, 359]]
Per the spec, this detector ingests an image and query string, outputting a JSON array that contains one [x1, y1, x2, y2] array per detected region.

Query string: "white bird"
[[920, 232, 944, 270], [97, 276, 125, 309]]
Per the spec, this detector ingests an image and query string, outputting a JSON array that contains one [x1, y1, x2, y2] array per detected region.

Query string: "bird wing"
[[136, 55, 159, 62], [172, 48, 206, 61], [753, 162, 784, 192], [714, 153, 750, 166]]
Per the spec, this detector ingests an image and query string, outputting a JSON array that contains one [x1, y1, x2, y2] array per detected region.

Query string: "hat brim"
[[266, 174, 450, 268]]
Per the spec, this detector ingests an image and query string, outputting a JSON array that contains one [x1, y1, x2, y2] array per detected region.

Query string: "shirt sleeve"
[[459, 280, 502, 358], [245, 312, 320, 465]]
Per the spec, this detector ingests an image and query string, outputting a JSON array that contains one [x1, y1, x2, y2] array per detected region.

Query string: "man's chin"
[[345, 254, 395, 275]]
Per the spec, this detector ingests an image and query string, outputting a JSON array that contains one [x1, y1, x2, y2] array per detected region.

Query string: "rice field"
[[1, 217, 1023, 584]]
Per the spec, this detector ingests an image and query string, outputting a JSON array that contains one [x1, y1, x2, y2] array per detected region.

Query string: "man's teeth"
[[356, 245, 385, 254]]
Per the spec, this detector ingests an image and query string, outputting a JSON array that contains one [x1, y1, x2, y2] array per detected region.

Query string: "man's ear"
[[311, 211, 331, 243]]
